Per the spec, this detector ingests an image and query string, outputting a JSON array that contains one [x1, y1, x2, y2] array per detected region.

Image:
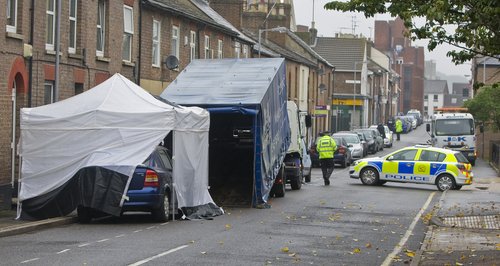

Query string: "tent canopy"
[[19, 73, 215, 218]]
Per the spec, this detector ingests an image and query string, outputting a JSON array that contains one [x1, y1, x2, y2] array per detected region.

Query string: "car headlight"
[[352, 160, 361, 166]]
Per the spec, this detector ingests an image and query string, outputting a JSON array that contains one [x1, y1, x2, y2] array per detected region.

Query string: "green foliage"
[[464, 83, 500, 129], [324, 0, 500, 64]]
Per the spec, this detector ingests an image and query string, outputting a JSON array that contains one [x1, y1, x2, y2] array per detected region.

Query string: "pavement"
[[1, 160, 499, 266]]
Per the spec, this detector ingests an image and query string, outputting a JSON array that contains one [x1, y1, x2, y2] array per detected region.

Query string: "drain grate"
[[442, 215, 500, 229]]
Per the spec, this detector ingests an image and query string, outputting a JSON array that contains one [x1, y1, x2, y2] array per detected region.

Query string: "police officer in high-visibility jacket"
[[316, 132, 337, 185], [395, 118, 403, 141]]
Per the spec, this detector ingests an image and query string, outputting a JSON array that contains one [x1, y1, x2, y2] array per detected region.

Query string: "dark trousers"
[[320, 158, 334, 182], [396, 132, 401, 141]]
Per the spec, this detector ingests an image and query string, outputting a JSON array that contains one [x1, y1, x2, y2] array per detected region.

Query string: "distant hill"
[[436, 71, 469, 93]]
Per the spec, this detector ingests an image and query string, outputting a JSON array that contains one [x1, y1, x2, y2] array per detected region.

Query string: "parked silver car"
[[332, 132, 364, 160]]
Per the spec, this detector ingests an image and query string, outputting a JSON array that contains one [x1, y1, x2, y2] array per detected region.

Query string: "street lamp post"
[[258, 26, 287, 58], [331, 66, 336, 133], [352, 61, 359, 130]]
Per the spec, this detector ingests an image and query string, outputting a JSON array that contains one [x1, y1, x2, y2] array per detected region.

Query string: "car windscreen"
[[359, 131, 373, 140], [335, 135, 359, 144], [435, 119, 474, 136]]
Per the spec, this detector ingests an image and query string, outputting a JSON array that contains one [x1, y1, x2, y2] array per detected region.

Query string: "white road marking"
[[146, 226, 156, 230], [381, 192, 436, 266], [57, 249, 70, 254], [128, 244, 189, 266], [97, 238, 109, 243], [133, 230, 143, 233], [160, 222, 169, 226], [21, 258, 39, 263], [78, 243, 90, 247], [115, 234, 126, 238]]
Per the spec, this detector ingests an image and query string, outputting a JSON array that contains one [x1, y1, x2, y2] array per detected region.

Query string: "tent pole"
[[16, 156, 22, 220], [172, 131, 176, 221]]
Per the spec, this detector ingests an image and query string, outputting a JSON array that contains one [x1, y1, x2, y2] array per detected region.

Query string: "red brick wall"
[[209, 0, 243, 29], [374, 20, 390, 51]]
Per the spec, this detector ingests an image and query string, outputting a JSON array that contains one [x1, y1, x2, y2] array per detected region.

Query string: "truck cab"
[[426, 110, 476, 165], [282, 101, 311, 191]]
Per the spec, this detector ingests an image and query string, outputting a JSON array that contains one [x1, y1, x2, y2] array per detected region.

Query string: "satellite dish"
[[164, 55, 179, 70], [319, 83, 326, 92]]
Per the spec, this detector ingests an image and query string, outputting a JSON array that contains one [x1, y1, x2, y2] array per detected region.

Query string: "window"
[[189, 31, 196, 62], [204, 35, 210, 59], [69, 0, 78, 54], [389, 149, 417, 161], [419, 150, 446, 162], [171, 26, 179, 59], [424, 95, 428, 101], [46, 0, 56, 50], [235, 42, 241, 59], [217, 39, 223, 59], [242, 45, 248, 58], [433, 95, 438, 102], [152, 20, 161, 67], [96, 0, 106, 57], [451, 98, 457, 104], [75, 83, 83, 95], [6, 0, 17, 32], [44, 81, 55, 105], [122, 6, 133, 62]]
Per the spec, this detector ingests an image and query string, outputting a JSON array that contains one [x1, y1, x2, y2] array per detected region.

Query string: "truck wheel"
[[77, 206, 92, 224], [304, 173, 311, 183], [152, 192, 170, 222], [290, 169, 303, 190], [274, 182, 286, 197], [436, 174, 455, 191], [360, 167, 379, 186]]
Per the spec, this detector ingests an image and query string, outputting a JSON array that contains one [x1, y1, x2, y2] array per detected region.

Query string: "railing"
[[490, 141, 500, 172]]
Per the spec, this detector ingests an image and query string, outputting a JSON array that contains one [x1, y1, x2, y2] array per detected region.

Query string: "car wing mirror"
[[386, 156, 394, 161]]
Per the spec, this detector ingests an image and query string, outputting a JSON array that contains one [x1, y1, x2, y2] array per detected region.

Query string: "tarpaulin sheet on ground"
[[18, 73, 221, 220]]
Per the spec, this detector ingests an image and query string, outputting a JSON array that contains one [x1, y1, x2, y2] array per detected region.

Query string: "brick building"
[[210, 0, 335, 139], [374, 17, 425, 115], [0, 0, 256, 209]]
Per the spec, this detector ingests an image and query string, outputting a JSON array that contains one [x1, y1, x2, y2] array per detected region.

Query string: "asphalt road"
[[0, 126, 478, 266]]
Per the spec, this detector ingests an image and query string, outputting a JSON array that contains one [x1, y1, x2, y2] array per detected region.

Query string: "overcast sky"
[[293, 0, 471, 80]]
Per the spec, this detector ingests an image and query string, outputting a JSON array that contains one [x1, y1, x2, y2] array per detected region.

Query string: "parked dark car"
[[309, 136, 321, 168], [354, 129, 377, 154], [77, 146, 177, 223], [331, 136, 353, 168]]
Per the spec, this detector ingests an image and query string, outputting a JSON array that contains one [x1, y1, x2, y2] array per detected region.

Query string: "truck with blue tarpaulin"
[[160, 58, 290, 207]]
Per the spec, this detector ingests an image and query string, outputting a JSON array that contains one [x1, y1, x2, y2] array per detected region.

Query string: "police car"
[[349, 145, 473, 191]]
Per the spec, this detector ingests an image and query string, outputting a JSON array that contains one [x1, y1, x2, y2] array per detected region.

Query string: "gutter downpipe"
[[28, 0, 34, 107], [137, 1, 142, 85]]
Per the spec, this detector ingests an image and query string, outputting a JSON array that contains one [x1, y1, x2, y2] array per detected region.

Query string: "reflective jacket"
[[395, 119, 403, 133], [316, 135, 337, 159]]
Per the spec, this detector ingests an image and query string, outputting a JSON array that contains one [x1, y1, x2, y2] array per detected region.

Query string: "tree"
[[464, 84, 500, 130], [324, 0, 500, 64]]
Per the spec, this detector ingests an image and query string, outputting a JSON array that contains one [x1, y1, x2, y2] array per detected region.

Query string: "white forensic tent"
[[18, 73, 218, 219]]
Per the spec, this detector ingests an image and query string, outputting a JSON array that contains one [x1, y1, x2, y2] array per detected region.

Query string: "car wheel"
[[77, 206, 92, 224], [152, 192, 170, 222], [341, 157, 347, 168], [291, 169, 303, 190], [436, 174, 456, 191], [360, 167, 379, 185]]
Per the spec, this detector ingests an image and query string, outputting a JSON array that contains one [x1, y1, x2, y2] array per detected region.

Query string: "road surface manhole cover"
[[442, 215, 499, 229]]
